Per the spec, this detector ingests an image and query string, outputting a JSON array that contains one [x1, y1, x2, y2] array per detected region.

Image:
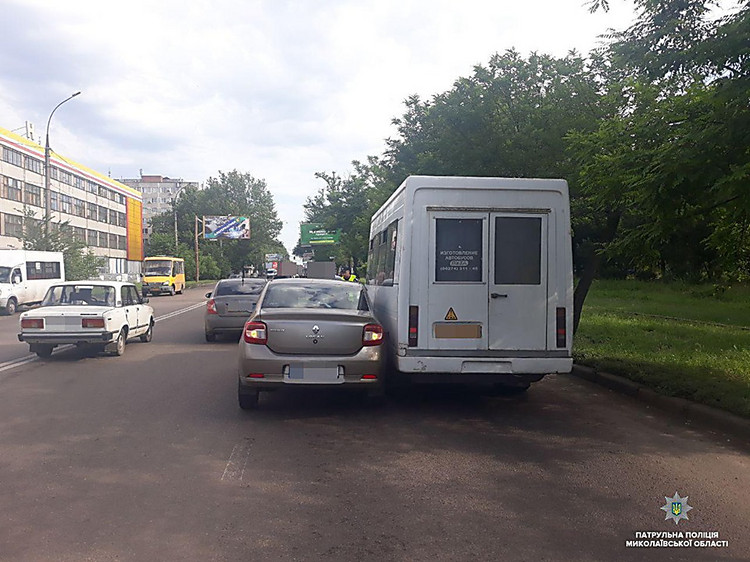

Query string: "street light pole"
[[173, 182, 186, 254], [44, 91, 81, 239]]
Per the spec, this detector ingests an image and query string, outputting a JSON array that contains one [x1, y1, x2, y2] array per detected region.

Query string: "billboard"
[[300, 223, 340, 245], [204, 216, 250, 240]]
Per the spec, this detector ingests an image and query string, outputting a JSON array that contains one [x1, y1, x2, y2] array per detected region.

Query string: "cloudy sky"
[[0, 0, 639, 252]]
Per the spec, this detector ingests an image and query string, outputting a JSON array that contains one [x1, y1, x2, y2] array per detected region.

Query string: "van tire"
[[177, 284, 183, 294], [169, 285, 176, 296], [3, 298, 17, 315]]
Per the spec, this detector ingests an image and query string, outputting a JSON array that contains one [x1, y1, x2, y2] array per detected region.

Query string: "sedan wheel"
[[35, 345, 53, 358], [140, 322, 154, 343], [111, 329, 127, 356], [238, 382, 259, 410], [205, 331, 216, 342]]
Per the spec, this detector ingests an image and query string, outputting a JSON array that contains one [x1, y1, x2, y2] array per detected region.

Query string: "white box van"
[[366, 176, 573, 390], [0, 250, 65, 315]]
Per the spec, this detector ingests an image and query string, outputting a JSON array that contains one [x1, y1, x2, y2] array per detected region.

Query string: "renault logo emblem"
[[312, 325, 320, 334]]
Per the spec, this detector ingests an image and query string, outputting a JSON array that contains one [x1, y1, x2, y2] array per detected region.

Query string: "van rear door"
[[488, 213, 548, 350], [426, 211, 549, 352]]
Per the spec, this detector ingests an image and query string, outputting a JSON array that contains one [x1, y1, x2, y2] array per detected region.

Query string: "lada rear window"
[[263, 283, 368, 310], [42, 285, 116, 307]]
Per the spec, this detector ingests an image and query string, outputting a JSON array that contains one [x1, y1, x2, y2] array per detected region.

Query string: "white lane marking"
[[0, 302, 206, 378], [221, 440, 252, 482], [155, 302, 206, 323]]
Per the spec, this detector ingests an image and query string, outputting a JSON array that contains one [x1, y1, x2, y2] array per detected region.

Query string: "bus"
[[366, 175, 573, 392], [141, 256, 186, 296]]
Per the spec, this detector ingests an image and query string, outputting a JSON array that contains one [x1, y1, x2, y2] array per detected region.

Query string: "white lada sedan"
[[17, 281, 154, 358]]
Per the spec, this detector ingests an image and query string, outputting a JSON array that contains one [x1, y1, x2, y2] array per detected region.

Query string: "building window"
[[73, 227, 86, 242], [59, 170, 72, 185], [74, 176, 84, 189], [109, 209, 118, 224], [2, 176, 23, 202], [109, 233, 118, 249], [73, 198, 85, 217], [60, 194, 72, 214], [24, 183, 42, 207], [4, 214, 23, 237], [87, 201, 98, 221], [87, 229, 99, 247], [50, 167, 59, 180], [98, 185, 108, 198], [98, 205, 108, 223], [118, 235, 127, 250], [2, 147, 23, 166], [118, 211, 127, 227], [24, 156, 43, 174], [50, 191, 59, 211], [87, 180, 98, 194]]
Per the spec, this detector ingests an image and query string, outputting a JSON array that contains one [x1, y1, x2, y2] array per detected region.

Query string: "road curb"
[[571, 365, 750, 444]]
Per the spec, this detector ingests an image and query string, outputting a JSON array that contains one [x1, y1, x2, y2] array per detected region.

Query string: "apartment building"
[[119, 174, 199, 242], [0, 126, 143, 276]]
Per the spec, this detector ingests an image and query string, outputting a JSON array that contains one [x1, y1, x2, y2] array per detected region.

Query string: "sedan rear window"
[[262, 283, 368, 310], [215, 280, 266, 297], [42, 285, 116, 307]]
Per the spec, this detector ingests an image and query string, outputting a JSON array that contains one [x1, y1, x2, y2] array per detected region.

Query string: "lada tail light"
[[21, 318, 44, 329], [362, 323, 384, 346], [82, 318, 105, 329], [408, 305, 419, 347], [206, 299, 218, 315], [243, 321, 267, 344], [556, 307, 566, 348]]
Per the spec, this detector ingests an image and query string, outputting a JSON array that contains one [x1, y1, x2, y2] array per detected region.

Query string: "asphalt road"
[[0, 285, 748, 561]]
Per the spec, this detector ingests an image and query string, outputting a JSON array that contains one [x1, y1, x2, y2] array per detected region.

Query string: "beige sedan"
[[237, 278, 385, 409]]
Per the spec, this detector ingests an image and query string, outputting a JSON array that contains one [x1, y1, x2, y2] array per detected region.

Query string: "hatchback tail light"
[[82, 318, 105, 329], [243, 321, 268, 344], [556, 307, 566, 348], [362, 323, 384, 346], [21, 318, 44, 329], [206, 299, 218, 315]]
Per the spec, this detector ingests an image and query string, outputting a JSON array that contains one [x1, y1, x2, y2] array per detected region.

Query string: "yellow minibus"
[[141, 256, 186, 296]]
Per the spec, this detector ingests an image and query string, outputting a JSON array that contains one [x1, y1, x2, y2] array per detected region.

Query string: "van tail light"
[[408, 305, 419, 347], [556, 307, 566, 348], [206, 299, 218, 315], [363, 323, 384, 346], [243, 321, 267, 344], [82, 318, 105, 329], [21, 318, 44, 329]]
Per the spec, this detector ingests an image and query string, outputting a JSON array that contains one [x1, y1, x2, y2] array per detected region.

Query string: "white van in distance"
[[0, 250, 65, 315], [366, 175, 573, 391]]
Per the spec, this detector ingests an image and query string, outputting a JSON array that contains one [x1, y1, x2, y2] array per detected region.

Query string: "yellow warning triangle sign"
[[445, 307, 458, 321]]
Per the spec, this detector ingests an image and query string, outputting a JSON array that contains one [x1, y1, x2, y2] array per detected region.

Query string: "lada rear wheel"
[[35, 345, 53, 358], [112, 329, 127, 356], [140, 321, 154, 343]]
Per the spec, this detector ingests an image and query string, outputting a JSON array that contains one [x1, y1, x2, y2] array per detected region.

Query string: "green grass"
[[574, 280, 750, 418]]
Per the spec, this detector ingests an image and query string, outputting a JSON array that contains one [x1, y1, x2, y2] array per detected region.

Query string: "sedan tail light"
[[82, 318, 105, 329], [21, 318, 44, 329], [206, 299, 218, 315], [362, 323, 384, 346], [243, 321, 268, 344]]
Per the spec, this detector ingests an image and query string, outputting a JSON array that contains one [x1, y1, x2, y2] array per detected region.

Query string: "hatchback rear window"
[[262, 283, 368, 310], [214, 280, 266, 296]]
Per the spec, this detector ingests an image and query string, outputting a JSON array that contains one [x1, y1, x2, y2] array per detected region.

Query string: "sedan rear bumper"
[[18, 331, 118, 344], [238, 343, 384, 389]]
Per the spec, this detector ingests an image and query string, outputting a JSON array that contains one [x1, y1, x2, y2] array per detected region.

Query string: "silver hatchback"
[[237, 278, 384, 409], [204, 278, 267, 341]]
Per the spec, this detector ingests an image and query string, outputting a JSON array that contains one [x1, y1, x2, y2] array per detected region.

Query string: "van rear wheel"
[[3, 298, 17, 315]]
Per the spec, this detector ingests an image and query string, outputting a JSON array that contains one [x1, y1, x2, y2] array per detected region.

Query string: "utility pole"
[[194, 215, 200, 282]]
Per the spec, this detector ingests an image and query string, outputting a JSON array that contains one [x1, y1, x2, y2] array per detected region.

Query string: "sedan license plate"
[[285, 365, 342, 384]]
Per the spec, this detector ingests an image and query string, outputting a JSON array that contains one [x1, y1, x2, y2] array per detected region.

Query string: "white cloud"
[[1, 0, 640, 252]]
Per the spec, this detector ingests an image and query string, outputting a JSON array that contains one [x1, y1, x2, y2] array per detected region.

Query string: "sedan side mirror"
[[205, 292, 212, 298]]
